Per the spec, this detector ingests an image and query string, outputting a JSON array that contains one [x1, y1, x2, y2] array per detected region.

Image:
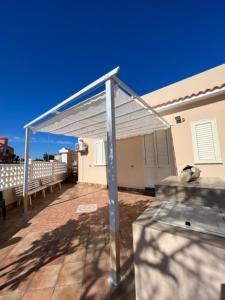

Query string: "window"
[[94, 140, 107, 166], [191, 119, 222, 164]]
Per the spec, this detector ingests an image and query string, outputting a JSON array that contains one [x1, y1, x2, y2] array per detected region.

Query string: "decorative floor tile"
[[76, 204, 97, 213]]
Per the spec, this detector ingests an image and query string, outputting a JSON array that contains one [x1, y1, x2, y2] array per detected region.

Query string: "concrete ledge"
[[157, 176, 225, 189], [155, 176, 225, 209]]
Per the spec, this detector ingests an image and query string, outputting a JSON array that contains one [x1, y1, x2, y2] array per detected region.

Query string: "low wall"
[[0, 162, 67, 206], [133, 202, 225, 300]]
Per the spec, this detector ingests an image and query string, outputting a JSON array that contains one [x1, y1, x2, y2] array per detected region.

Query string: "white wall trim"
[[155, 86, 225, 113]]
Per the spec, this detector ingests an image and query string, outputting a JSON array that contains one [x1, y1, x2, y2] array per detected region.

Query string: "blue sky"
[[0, 0, 225, 158]]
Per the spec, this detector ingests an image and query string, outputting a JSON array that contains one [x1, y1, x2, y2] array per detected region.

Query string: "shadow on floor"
[[0, 183, 153, 299]]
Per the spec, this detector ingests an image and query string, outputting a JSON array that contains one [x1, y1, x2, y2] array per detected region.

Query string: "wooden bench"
[[15, 179, 47, 206], [40, 176, 63, 192]]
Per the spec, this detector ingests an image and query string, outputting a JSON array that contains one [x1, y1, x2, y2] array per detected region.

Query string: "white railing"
[[0, 162, 67, 190]]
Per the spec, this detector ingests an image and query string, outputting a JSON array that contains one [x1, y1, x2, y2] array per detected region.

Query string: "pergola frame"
[[23, 67, 170, 285]]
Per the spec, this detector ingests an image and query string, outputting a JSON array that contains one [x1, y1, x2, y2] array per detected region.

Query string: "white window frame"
[[94, 139, 107, 166], [191, 118, 222, 164]]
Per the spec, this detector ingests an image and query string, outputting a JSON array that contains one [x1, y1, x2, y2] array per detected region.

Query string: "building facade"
[[0, 137, 14, 163], [78, 64, 225, 189]]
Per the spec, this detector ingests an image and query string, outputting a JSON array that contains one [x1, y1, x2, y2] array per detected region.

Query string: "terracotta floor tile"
[[81, 275, 110, 300], [8, 232, 43, 257], [45, 255, 65, 266], [0, 257, 36, 294], [0, 275, 32, 295], [64, 247, 86, 264], [22, 287, 53, 300], [0, 244, 15, 261], [0, 291, 23, 300], [51, 284, 81, 300], [57, 262, 84, 285], [28, 265, 61, 290]]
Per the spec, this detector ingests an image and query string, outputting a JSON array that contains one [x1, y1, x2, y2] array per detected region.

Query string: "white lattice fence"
[[0, 162, 67, 191], [32, 162, 53, 179], [0, 164, 25, 190]]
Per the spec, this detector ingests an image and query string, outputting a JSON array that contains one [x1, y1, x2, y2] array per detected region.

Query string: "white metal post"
[[23, 127, 31, 213], [105, 78, 120, 285]]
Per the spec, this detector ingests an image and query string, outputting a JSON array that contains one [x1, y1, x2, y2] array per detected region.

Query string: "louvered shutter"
[[94, 140, 106, 165], [144, 133, 156, 166], [191, 119, 221, 164], [155, 130, 169, 167]]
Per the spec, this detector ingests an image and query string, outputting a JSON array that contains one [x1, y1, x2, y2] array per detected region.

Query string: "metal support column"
[[23, 127, 31, 213], [105, 78, 120, 285]]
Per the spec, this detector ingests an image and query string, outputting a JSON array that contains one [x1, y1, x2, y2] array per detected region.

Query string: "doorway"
[[144, 129, 175, 187]]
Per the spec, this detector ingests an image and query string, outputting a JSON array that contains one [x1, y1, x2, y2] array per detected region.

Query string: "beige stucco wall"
[[163, 94, 225, 179], [78, 138, 107, 186], [78, 136, 145, 189]]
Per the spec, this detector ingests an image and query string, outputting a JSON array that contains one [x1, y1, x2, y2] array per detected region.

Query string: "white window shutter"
[[191, 119, 221, 164], [94, 140, 106, 165], [155, 130, 169, 167], [94, 141, 102, 165], [144, 133, 156, 167]]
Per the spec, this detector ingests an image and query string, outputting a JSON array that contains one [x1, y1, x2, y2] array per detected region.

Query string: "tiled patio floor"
[[0, 183, 154, 300]]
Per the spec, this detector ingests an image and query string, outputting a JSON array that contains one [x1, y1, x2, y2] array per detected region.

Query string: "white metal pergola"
[[23, 67, 170, 285]]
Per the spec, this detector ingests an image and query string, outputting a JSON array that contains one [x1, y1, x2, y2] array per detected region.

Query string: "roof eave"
[[154, 85, 225, 113]]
